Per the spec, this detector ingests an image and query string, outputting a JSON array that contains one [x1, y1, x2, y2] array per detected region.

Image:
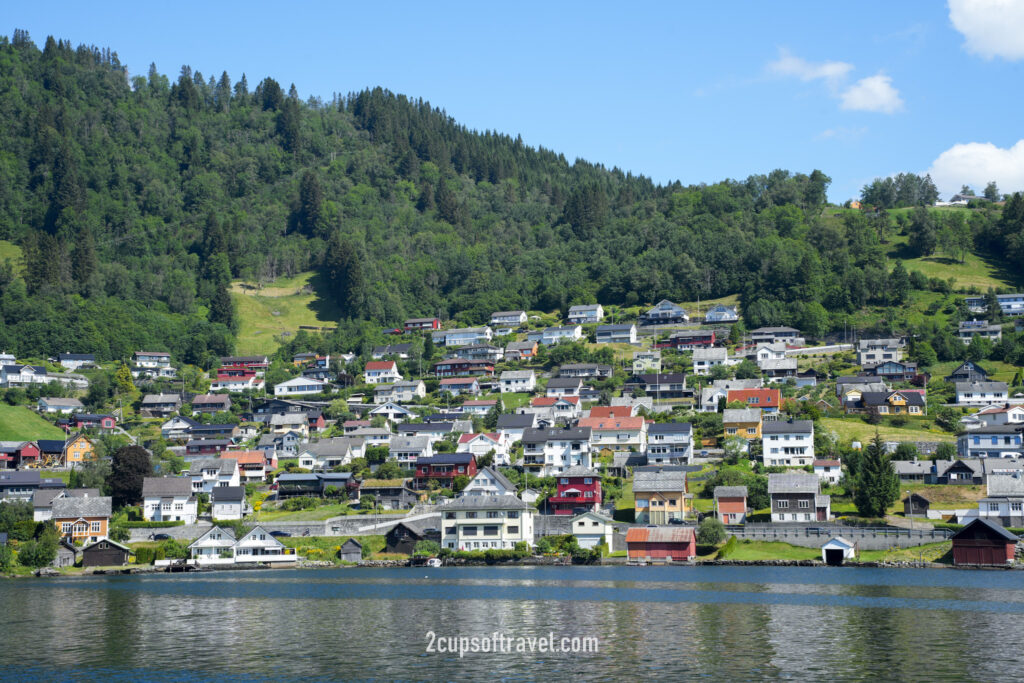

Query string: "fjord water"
[[3, 566, 1024, 681]]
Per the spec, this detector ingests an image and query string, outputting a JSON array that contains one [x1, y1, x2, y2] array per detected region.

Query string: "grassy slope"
[[818, 417, 955, 443], [0, 240, 23, 273], [230, 272, 340, 356], [0, 404, 67, 440]]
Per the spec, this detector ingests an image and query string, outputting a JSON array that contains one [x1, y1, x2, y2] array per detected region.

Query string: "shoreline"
[[6, 556, 1023, 579]]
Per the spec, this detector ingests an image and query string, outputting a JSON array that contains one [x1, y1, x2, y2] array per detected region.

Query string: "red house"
[[655, 330, 716, 350], [548, 467, 602, 515], [61, 414, 117, 432], [185, 439, 232, 456], [219, 356, 269, 374], [951, 518, 1018, 566], [626, 526, 696, 563], [414, 453, 477, 489], [307, 411, 326, 431], [0, 441, 41, 468], [432, 359, 495, 378], [405, 318, 441, 332], [217, 365, 257, 380]]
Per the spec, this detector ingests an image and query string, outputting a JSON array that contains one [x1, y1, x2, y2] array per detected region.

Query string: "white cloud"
[[949, 0, 1024, 60], [926, 139, 1024, 197], [767, 48, 853, 88], [839, 74, 904, 114]]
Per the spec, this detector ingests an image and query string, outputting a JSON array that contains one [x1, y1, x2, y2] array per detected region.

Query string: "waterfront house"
[[438, 494, 535, 550], [81, 539, 132, 568], [570, 511, 615, 550], [951, 518, 1018, 566], [211, 485, 248, 520], [385, 520, 441, 554], [633, 466, 690, 524], [978, 475, 1024, 527], [626, 526, 695, 564], [188, 526, 237, 563], [233, 526, 291, 563], [53, 539, 78, 568], [713, 486, 747, 524], [52, 495, 111, 544], [821, 537, 857, 565], [768, 473, 830, 523]]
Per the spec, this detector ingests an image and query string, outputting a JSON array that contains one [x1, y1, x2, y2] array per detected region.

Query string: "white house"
[[632, 350, 662, 375], [646, 422, 694, 465], [297, 437, 364, 471], [1, 364, 50, 388], [210, 375, 263, 392], [141, 477, 198, 524], [546, 377, 584, 398], [570, 511, 614, 550], [368, 402, 413, 423], [754, 342, 787, 363], [539, 326, 583, 346], [210, 486, 249, 520], [438, 495, 535, 550], [578, 416, 648, 453], [37, 397, 84, 414], [956, 381, 1009, 406], [134, 351, 172, 369], [457, 432, 510, 464], [567, 304, 604, 325], [692, 347, 729, 375], [441, 327, 493, 347], [460, 466, 517, 497], [188, 458, 241, 493], [373, 380, 426, 404], [58, 353, 95, 370], [813, 459, 842, 485], [187, 525, 293, 565], [856, 338, 903, 366], [363, 361, 403, 385], [438, 377, 481, 396], [490, 310, 527, 328], [496, 414, 537, 444], [595, 324, 637, 344], [521, 426, 592, 476], [762, 420, 815, 468], [161, 415, 199, 440], [500, 370, 536, 394], [704, 304, 739, 323], [958, 425, 1024, 459], [388, 435, 433, 467], [639, 300, 688, 325]]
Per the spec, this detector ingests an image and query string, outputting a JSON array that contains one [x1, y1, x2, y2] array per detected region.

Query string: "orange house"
[[64, 434, 95, 466], [52, 495, 112, 544], [714, 485, 748, 524]]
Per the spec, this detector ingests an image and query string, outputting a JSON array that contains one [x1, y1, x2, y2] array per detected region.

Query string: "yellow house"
[[633, 468, 692, 524], [722, 408, 762, 440], [65, 434, 95, 466], [863, 390, 925, 416]]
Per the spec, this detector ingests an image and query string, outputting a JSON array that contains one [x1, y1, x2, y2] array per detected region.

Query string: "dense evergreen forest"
[[1, 30, 1024, 366]]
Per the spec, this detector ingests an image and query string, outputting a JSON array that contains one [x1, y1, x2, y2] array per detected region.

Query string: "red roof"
[[589, 406, 633, 418], [625, 527, 695, 543], [220, 450, 265, 466], [365, 361, 396, 371], [578, 416, 645, 431], [531, 396, 581, 407], [814, 459, 841, 467], [459, 433, 500, 444], [727, 388, 781, 409], [440, 377, 477, 385], [462, 400, 498, 406]]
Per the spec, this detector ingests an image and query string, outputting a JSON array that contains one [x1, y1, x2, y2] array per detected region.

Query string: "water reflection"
[[3, 566, 1024, 681]]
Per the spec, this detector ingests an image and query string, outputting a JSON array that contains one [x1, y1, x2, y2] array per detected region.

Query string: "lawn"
[[0, 404, 67, 441], [718, 540, 821, 561], [497, 393, 532, 411], [930, 359, 1019, 384], [280, 534, 386, 562], [887, 483, 984, 513], [858, 541, 952, 564], [251, 503, 358, 522], [230, 272, 340, 355], [818, 417, 956, 444]]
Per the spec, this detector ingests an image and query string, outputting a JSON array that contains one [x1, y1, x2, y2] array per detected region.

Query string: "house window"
[[91, 522, 101, 533], [445, 526, 456, 535], [175, 503, 183, 511], [61, 522, 72, 533], [462, 526, 478, 536], [804, 514, 811, 521], [990, 503, 1001, 512], [1012, 503, 1022, 513], [444, 512, 455, 519], [484, 526, 499, 536], [487, 511, 500, 518], [668, 499, 677, 506], [508, 526, 519, 534], [798, 500, 809, 509], [508, 511, 518, 519], [777, 500, 789, 509], [465, 512, 477, 519], [747, 428, 756, 435], [584, 478, 592, 485]]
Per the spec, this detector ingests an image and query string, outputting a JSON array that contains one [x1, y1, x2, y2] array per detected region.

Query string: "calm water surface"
[[2, 565, 1023, 681]]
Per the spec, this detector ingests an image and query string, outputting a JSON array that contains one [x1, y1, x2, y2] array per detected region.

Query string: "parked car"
[[150, 533, 172, 541], [269, 530, 291, 538]]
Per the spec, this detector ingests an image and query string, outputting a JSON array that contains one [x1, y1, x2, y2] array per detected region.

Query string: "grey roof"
[[647, 422, 692, 435], [522, 427, 591, 443], [491, 310, 526, 317], [390, 436, 431, 451], [438, 494, 528, 511], [981, 459, 1024, 476], [547, 377, 584, 388], [955, 381, 1008, 392], [506, 341, 536, 351], [269, 413, 307, 425], [987, 474, 1024, 497], [211, 486, 246, 503], [712, 379, 762, 391], [569, 304, 601, 312], [961, 424, 1024, 434], [31, 489, 66, 508], [476, 466, 516, 493], [762, 420, 814, 435], [51, 496, 112, 518], [596, 324, 635, 332], [142, 393, 181, 405], [723, 408, 761, 423], [858, 338, 901, 349], [751, 327, 799, 334], [500, 370, 535, 380], [303, 437, 362, 456], [768, 473, 820, 494], [933, 459, 982, 476], [952, 518, 1019, 542], [759, 358, 798, 370], [39, 397, 84, 407], [714, 486, 748, 499], [349, 427, 392, 438], [693, 348, 728, 361], [633, 468, 688, 492], [193, 394, 231, 405], [188, 459, 237, 475], [894, 460, 932, 476], [142, 477, 192, 497], [859, 391, 926, 407], [558, 466, 599, 477], [497, 414, 536, 429]]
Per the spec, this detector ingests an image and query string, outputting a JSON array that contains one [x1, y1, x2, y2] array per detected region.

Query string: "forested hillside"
[[1, 30, 1023, 366]]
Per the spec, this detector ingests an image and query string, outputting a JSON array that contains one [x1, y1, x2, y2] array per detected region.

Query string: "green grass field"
[[818, 417, 956, 444], [230, 272, 340, 355], [280, 534, 386, 561], [0, 240, 23, 274], [0, 404, 67, 441], [253, 503, 362, 521], [718, 540, 821, 561]]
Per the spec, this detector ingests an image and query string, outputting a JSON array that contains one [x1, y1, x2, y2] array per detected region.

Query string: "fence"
[[729, 524, 953, 550]]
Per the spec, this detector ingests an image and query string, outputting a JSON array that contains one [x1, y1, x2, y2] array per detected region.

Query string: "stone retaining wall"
[[730, 525, 952, 551]]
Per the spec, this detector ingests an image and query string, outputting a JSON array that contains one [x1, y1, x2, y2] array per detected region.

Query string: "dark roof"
[[142, 477, 193, 497], [638, 373, 687, 383], [546, 377, 584, 388], [211, 486, 246, 503], [522, 427, 591, 443], [397, 422, 455, 434], [497, 414, 536, 429], [647, 422, 692, 435], [438, 494, 528, 511], [37, 439, 67, 453], [59, 353, 95, 361], [861, 391, 926, 407], [762, 420, 814, 434], [596, 324, 635, 332], [418, 453, 475, 466], [951, 518, 1019, 542]]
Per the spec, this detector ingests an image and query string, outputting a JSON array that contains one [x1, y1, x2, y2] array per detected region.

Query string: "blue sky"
[[6, 1, 1024, 201]]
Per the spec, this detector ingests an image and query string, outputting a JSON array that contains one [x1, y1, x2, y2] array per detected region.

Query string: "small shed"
[[339, 538, 363, 564], [903, 492, 931, 518], [52, 539, 79, 568], [625, 526, 696, 564], [81, 539, 133, 568], [951, 518, 1019, 566], [821, 536, 857, 565]]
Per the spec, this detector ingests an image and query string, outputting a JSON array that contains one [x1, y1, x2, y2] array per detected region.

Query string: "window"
[[798, 500, 809, 509], [445, 526, 456, 535], [669, 499, 677, 506], [462, 526, 478, 536], [777, 500, 789, 509], [804, 514, 811, 521], [584, 478, 592, 485], [1012, 503, 1022, 513], [560, 478, 568, 485], [91, 522, 101, 533], [61, 522, 72, 533], [990, 503, 1001, 512], [508, 511, 518, 519], [174, 503, 183, 511], [508, 526, 519, 534], [445, 512, 455, 519], [486, 511, 500, 518], [466, 512, 477, 518], [747, 428, 756, 435], [484, 526, 499, 536]]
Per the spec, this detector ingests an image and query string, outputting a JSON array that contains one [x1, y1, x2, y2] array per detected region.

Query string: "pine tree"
[[325, 232, 365, 317], [853, 433, 899, 518], [297, 171, 323, 236], [114, 363, 135, 392], [209, 283, 238, 333], [72, 225, 97, 287], [483, 401, 501, 430]]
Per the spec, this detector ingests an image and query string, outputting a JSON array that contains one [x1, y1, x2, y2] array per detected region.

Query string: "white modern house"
[[37, 397, 84, 414], [762, 420, 815, 468], [533, 326, 583, 346], [273, 376, 330, 397], [567, 304, 604, 325], [460, 466, 517, 497], [297, 437, 365, 470], [856, 338, 903, 366], [500, 370, 536, 394], [437, 327, 494, 347], [186, 525, 294, 565], [956, 381, 1009, 406], [595, 324, 637, 344], [363, 361, 403, 385], [646, 422, 694, 465], [188, 458, 241, 493], [388, 435, 433, 467], [692, 347, 729, 375], [490, 310, 527, 328], [438, 495, 535, 550], [521, 427, 592, 476], [210, 486, 249, 520]]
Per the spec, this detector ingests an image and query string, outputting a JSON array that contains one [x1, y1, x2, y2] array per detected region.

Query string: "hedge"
[[120, 521, 186, 528]]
